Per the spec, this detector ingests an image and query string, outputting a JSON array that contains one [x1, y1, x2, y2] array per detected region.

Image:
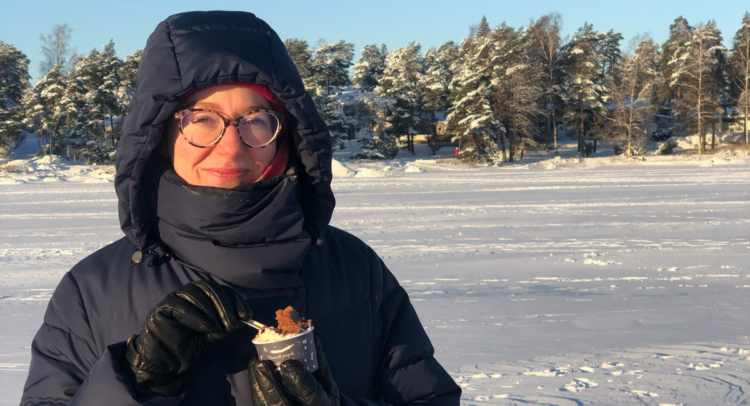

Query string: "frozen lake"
[[1, 158, 749, 405]]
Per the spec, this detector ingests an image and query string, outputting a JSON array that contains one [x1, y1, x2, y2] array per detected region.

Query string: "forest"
[[1, 12, 749, 164]]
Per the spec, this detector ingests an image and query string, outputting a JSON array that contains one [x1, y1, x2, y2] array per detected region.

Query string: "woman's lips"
[[203, 168, 251, 179]]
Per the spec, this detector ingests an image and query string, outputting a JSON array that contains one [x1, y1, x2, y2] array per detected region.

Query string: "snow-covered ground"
[[1, 139, 750, 405]]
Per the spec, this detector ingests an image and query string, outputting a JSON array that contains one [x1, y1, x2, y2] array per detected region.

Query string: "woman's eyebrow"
[[192, 102, 269, 112]]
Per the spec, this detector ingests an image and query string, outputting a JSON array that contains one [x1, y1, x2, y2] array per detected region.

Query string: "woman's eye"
[[191, 115, 218, 125], [243, 118, 266, 126]]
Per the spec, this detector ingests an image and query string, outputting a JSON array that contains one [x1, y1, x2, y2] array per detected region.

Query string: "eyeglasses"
[[174, 108, 284, 148]]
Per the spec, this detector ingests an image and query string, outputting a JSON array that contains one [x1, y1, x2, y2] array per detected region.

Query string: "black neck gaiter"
[[155, 169, 311, 290]]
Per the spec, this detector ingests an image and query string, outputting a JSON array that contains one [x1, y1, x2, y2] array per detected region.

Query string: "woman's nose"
[[214, 124, 245, 156]]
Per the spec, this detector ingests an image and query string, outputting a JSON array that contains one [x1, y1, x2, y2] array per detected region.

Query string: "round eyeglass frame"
[[173, 107, 285, 149]]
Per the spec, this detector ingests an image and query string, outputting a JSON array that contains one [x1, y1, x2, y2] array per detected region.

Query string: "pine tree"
[[560, 23, 607, 156], [420, 41, 459, 154], [670, 22, 727, 154], [447, 17, 501, 163], [492, 24, 544, 162], [353, 91, 397, 159], [284, 39, 314, 89], [312, 90, 348, 149], [352, 44, 387, 90], [311, 40, 354, 94], [64, 43, 124, 162], [598, 30, 624, 79], [97, 40, 123, 148], [729, 12, 750, 145], [376, 42, 425, 155], [527, 13, 565, 152], [116, 49, 142, 123], [67, 48, 106, 140], [22, 65, 68, 154], [658, 17, 693, 108], [0, 42, 30, 154], [608, 37, 659, 156]]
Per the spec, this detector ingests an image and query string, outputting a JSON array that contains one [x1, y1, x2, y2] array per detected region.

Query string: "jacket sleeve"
[[19, 273, 181, 406], [348, 252, 461, 406]]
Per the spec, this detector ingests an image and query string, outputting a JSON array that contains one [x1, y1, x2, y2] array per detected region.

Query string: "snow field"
[[1, 153, 750, 405]]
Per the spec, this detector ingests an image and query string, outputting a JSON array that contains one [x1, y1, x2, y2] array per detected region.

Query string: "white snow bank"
[[331, 159, 356, 177], [353, 168, 392, 178], [0, 155, 114, 183]]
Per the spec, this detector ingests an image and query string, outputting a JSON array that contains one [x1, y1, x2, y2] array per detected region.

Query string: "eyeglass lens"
[[181, 111, 279, 147]]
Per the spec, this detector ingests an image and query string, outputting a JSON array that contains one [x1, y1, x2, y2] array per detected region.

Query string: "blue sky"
[[1, 0, 748, 82]]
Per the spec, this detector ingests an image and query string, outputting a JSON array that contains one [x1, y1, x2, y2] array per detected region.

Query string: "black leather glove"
[[249, 336, 341, 406], [125, 280, 251, 395]]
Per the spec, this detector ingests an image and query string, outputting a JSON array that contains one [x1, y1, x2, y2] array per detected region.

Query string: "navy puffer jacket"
[[20, 10, 461, 406]]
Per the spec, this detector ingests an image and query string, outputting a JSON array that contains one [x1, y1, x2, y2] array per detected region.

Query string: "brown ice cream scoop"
[[275, 306, 312, 335]]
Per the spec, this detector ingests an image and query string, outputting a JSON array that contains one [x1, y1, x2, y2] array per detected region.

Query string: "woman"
[[20, 10, 461, 406]]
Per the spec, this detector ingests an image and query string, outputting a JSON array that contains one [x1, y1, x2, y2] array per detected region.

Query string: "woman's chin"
[[191, 171, 256, 188]]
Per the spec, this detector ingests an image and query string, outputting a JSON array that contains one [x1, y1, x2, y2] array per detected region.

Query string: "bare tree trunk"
[[110, 114, 115, 148], [430, 109, 437, 155], [553, 115, 558, 154], [103, 117, 108, 150], [579, 100, 585, 156], [745, 31, 749, 145], [499, 132, 507, 161], [711, 121, 716, 151], [120, 110, 125, 144], [697, 42, 705, 156], [627, 128, 632, 156], [508, 127, 515, 162]]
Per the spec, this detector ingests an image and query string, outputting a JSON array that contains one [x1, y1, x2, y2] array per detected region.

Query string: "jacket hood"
[[115, 10, 334, 251]]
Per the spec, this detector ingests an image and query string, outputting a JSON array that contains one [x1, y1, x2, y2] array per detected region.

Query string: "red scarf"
[[256, 142, 289, 181]]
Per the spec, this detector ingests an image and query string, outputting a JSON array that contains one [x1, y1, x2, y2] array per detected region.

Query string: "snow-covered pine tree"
[[353, 91, 397, 159], [527, 13, 565, 152], [375, 42, 425, 155], [284, 39, 314, 89], [312, 89, 348, 150], [560, 23, 607, 156], [446, 16, 502, 163], [598, 30, 624, 80], [670, 21, 727, 154], [22, 64, 68, 155], [306, 40, 354, 149], [64, 43, 124, 162], [492, 24, 543, 162], [352, 44, 387, 91], [116, 49, 142, 126], [729, 12, 750, 145], [594, 30, 624, 148], [97, 40, 123, 148], [658, 17, 693, 108], [66, 48, 106, 141], [421, 41, 459, 154], [311, 40, 354, 94], [0, 42, 30, 154], [608, 37, 659, 156]]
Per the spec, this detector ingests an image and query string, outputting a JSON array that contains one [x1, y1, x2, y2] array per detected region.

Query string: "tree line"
[[1, 13, 749, 163]]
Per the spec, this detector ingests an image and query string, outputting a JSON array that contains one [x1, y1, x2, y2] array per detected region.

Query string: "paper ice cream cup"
[[253, 327, 318, 372]]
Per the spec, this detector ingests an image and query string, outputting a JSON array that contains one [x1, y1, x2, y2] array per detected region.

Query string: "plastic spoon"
[[240, 319, 268, 330]]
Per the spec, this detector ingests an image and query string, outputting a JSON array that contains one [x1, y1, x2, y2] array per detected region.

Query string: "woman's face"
[[165, 85, 278, 188]]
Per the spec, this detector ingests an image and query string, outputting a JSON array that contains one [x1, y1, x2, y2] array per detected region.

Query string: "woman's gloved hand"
[[249, 337, 341, 406], [125, 280, 252, 396]]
